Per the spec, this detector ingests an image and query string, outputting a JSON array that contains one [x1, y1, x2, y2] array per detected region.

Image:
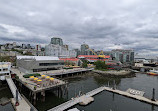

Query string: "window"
[[39, 63, 64, 66], [3, 68, 8, 71]]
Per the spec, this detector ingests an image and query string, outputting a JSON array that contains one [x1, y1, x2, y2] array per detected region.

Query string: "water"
[[68, 73, 158, 111], [1, 73, 158, 111], [0, 83, 14, 111]]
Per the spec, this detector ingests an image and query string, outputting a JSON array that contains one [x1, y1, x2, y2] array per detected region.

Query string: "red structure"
[[59, 58, 79, 62], [78, 55, 111, 62]]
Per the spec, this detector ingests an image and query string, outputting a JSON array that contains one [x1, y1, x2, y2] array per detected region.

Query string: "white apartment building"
[[45, 44, 76, 58]]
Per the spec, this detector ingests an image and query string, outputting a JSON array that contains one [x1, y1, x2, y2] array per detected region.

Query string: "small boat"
[[147, 69, 158, 76]]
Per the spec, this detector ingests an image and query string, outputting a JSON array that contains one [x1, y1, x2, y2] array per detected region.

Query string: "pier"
[[38, 68, 93, 77], [103, 87, 158, 106], [5, 76, 37, 111], [48, 86, 158, 111], [11, 68, 68, 105]]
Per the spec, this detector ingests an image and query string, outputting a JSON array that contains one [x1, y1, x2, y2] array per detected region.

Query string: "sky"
[[0, 0, 158, 56]]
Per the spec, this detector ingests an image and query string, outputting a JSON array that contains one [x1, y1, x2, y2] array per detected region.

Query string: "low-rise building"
[[16, 56, 64, 74], [0, 62, 11, 81], [59, 58, 81, 66], [78, 55, 111, 62]]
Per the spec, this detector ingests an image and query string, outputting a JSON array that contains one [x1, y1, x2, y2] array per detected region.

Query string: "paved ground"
[[11, 97, 31, 111]]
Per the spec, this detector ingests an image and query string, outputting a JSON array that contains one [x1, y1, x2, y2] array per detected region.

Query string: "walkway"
[[103, 86, 158, 106], [5, 76, 37, 111], [46, 68, 93, 76], [48, 86, 105, 111], [6, 76, 22, 100], [48, 86, 158, 111]]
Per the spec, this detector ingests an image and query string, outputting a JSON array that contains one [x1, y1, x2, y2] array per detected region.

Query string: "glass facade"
[[51, 37, 63, 46]]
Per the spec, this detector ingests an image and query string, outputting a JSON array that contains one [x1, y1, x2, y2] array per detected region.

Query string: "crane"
[[85, 45, 106, 59]]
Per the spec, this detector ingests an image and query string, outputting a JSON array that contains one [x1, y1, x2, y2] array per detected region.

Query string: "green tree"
[[94, 60, 108, 70], [82, 60, 88, 68]]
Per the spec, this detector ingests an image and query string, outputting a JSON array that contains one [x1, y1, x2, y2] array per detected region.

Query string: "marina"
[[47, 85, 158, 111], [1, 71, 158, 111]]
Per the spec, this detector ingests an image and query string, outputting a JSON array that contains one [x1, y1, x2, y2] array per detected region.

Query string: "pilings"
[[152, 88, 155, 101]]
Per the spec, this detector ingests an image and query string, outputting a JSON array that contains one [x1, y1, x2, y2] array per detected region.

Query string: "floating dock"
[[48, 86, 158, 111], [103, 87, 158, 106], [48, 87, 105, 111]]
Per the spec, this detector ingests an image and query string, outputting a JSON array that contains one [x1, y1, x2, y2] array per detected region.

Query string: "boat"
[[147, 69, 158, 76]]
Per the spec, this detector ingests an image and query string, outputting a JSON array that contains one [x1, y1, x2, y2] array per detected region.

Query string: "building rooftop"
[[59, 58, 79, 61], [78, 55, 111, 58], [0, 62, 11, 69], [17, 56, 59, 61]]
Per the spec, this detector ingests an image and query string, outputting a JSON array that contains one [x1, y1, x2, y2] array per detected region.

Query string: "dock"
[[48, 86, 158, 111], [48, 86, 105, 111], [103, 86, 158, 106], [38, 68, 93, 76]]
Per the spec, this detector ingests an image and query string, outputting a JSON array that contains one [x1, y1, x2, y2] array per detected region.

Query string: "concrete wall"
[[17, 59, 64, 73]]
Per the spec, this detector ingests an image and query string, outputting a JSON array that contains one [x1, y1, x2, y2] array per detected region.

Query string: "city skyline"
[[0, 0, 158, 56]]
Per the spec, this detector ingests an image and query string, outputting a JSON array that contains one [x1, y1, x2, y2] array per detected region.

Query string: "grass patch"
[[23, 73, 41, 78]]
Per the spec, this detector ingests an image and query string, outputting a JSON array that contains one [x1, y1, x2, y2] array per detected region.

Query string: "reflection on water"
[[68, 73, 158, 111]]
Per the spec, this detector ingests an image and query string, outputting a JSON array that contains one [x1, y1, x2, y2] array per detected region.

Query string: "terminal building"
[[16, 56, 64, 74]]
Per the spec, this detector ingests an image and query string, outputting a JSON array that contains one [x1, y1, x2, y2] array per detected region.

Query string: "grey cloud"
[[0, 0, 158, 55]]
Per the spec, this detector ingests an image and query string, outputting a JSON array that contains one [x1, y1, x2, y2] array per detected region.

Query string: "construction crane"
[[86, 46, 106, 59]]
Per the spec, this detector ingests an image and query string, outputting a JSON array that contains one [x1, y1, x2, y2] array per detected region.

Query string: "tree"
[[82, 60, 88, 68], [94, 60, 108, 70]]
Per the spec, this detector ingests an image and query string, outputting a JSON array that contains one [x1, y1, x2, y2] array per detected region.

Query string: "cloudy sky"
[[0, 0, 158, 56]]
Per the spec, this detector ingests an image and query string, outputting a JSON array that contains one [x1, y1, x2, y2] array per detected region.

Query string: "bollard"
[[151, 88, 155, 101]]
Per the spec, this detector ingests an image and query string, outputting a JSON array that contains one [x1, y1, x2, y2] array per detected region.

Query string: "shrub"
[[23, 73, 41, 78]]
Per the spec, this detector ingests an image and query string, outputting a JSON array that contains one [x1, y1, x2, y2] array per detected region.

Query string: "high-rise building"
[[111, 49, 134, 65], [74, 49, 80, 56], [46, 38, 77, 57], [63, 45, 69, 50], [45, 44, 76, 57], [80, 44, 89, 55], [22, 44, 26, 49], [27, 44, 31, 49], [51, 37, 63, 46]]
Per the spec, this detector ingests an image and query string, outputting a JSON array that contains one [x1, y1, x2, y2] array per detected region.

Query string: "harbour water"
[[0, 72, 158, 111]]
